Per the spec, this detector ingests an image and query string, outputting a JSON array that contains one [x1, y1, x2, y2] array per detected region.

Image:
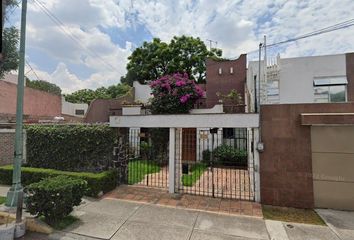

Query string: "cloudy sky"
[[7, 0, 354, 93]]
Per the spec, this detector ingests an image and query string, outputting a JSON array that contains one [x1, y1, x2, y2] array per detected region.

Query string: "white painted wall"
[[279, 54, 346, 104], [133, 81, 152, 103], [61, 97, 88, 118], [247, 54, 347, 105]]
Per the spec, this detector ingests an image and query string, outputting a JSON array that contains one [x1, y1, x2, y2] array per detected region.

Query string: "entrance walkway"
[[103, 185, 262, 217]]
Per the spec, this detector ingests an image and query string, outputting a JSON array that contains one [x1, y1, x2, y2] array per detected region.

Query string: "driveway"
[[316, 209, 354, 240]]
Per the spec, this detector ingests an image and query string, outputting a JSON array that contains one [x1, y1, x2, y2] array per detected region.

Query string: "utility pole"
[[6, 1, 27, 224], [206, 39, 217, 51]]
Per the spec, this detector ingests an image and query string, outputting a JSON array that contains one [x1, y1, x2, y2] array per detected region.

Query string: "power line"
[[25, 59, 41, 81], [31, 0, 117, 72], [227, 18, 354, 60], [266, 18, 354, 48]]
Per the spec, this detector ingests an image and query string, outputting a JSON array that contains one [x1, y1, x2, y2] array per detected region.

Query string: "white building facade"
[[248, 53, 349, 106]]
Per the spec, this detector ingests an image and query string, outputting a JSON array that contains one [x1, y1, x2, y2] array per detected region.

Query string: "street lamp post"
[[6, 0, 27, 220]]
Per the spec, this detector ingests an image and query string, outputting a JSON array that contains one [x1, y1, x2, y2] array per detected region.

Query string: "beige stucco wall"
[[311, 126, 354, 210]]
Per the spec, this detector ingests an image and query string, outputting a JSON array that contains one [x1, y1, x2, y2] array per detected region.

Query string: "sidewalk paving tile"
[[190, 230, 265, 240], [65, 211, 127, 239], [111, 220, 191, 240], [129, 204, 198, 228], [195, 212, 269, 240]]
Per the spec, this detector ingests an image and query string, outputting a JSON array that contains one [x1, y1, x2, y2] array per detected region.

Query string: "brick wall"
[[260, 102, 354, 208], [205, 54, 246, 108], [0, 80, 61, 117], [0, 130, 15, 166]]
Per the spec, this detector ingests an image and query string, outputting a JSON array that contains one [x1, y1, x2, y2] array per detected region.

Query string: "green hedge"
[[0, 165, 117, 197], [25, 124, 117, 172]]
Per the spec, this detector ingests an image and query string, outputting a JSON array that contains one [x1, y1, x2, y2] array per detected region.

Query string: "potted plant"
[[216, 89, 245, 113]]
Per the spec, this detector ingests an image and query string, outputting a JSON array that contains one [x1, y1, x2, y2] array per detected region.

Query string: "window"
[[230, 67, 234, 74], [75, 109, 85, 115], [218, 68, 222, 75], [314, 76, 347, 103]]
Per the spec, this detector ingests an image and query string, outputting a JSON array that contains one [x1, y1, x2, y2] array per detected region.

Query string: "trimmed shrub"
[[25, 124, 118, 172], [213, 144, 248, 166], [25, 175, 87, 226], [0, 165, 117, 197]]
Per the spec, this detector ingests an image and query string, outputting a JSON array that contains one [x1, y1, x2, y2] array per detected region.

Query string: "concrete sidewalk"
[[0, 184, 351, 240], [51, 198, 269, 240], [49, 198, 345, 240]]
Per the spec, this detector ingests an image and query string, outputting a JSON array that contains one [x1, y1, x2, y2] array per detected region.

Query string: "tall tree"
[[1, 0, 19, 78], [121, 35, 222, 86]]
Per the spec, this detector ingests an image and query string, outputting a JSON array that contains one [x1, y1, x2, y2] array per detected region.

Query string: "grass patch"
[[128, 159, 161, 184], [182, 163, 207, 186], [0, 196, 6, 204], [39, 215, 79, 230], [262, 205, 326, 225]]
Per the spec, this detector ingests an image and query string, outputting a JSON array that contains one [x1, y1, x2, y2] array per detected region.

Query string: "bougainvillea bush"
[[149, 73, 205, 114]]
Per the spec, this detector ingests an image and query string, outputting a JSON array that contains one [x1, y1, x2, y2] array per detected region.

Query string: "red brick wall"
[[346, 53, 354, 102], [260, 102, 354, 208], [206, 54, 246, 108], [0, 81, 61, 117], [0, 130, 15, 166]]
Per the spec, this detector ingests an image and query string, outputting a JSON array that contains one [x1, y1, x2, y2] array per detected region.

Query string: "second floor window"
[[313, 76, 347, 103]]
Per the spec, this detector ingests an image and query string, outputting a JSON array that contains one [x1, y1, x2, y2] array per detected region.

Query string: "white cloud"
[[22, 0, 354, 93], [24, 0, 132, 93]]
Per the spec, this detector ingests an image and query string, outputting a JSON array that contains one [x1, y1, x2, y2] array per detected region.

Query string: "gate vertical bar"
[[169, 127, 176, 193]]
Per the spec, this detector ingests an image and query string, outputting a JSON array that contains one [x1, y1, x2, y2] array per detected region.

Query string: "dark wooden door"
[[182, 128, 196, 162]]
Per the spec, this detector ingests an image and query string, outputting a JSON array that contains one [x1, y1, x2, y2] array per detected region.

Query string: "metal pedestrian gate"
[[114, 128, 169, 188], [174, 128, 255, 201]]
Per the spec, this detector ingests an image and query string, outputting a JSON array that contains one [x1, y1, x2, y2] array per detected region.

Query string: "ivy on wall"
[[26, 125, 117, 172]]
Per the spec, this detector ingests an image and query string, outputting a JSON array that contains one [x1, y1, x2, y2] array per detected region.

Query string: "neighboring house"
[[253, 52, 354, 210], [61, 97, 88, 118], [84, 93, 134, 123], [0, 80, 61, 122], [1, 73, 26, 86], [247, 52, 354, 106]]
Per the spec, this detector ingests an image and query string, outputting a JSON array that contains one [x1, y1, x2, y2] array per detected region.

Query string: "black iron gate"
[[115, 128, 169, 188], [175, 128, 255, 200]]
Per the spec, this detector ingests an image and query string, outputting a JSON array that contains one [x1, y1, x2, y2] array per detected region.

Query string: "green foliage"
[[182, 163, 207, 186], [122, 35, 222, 85], [25, 125, 117, 172], [0, 196, 6, 204], [216, 89, 243, 105], [128, 159, 160, 184], [140, 141, 152, 160], [201, 149, 211, 165], [25, 175, 87, 226], [64, 84, 131, 104], [213, 144, 248, 166], [0, 27, 19, 78], [26, 79, 62, 95], [0, 165, 118, 197]]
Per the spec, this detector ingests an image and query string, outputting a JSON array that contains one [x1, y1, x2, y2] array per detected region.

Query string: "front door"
[[182, 128, 196, 162]]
